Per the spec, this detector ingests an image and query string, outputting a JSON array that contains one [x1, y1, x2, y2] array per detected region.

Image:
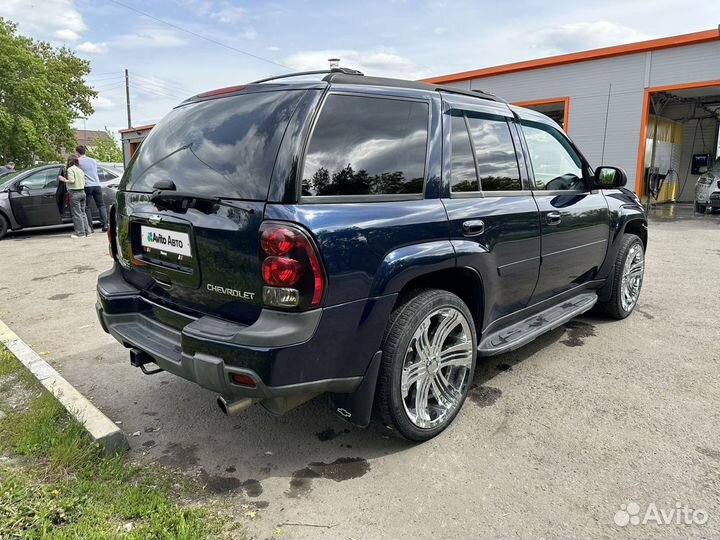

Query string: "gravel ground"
[[0, 204, 718, 539]]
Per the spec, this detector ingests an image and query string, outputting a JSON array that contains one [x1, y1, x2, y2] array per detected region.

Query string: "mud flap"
[[327, 350, 382, 428]]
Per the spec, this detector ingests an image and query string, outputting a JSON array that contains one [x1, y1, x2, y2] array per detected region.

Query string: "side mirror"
[[594, 166, 627, 189]]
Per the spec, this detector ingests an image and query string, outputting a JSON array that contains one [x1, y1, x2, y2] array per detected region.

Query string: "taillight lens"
[[259, 223, 325, 310], [107, 204, 118, 260], [262, 256, 302, 286]]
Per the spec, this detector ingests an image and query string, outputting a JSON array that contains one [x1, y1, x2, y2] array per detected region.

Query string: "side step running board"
[[478, 292, 598, 357]]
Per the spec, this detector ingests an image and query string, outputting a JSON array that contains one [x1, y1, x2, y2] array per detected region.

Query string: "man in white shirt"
[[76, 145, 108, 232]]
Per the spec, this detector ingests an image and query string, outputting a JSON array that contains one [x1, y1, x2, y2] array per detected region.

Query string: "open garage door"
[[637, 81, 720, 204], [513, 97, 570, 132]]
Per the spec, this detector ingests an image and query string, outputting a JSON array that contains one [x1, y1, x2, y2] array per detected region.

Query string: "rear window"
[[120, 89, 306, 199], [301, 94, 428, 197]]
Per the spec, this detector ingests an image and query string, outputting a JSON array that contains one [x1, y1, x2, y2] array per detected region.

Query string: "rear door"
[[517, 116, 610, 304], [440, 94, 541, 330], [116, 86, 321, 325], [9, 167, 63, 227]]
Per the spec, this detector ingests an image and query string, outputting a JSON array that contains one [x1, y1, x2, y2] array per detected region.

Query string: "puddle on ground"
[[285, 457, 370, 498], [241, 479, 263, 497], [158, 442, 199, 469], [468, 386, 502, 407], [561, 320, 596, 347], [316, 427, 350, 441], [199, 468, 241, 493]]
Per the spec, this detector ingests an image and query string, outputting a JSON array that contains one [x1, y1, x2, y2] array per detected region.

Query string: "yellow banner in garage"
[[644, 115, 683, 202]]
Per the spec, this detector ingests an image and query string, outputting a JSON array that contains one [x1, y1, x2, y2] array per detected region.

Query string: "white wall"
[[443, 40, 720, 193]]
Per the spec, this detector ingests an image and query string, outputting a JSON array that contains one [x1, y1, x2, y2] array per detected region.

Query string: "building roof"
[[422, 28, 720, 84], [119, 123, 156, 134], [74, 129, 111, 147]]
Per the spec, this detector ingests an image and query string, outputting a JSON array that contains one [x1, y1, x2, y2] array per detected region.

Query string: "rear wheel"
[[0, 213, 8, 240], [597, 234, 645, 319], [375, 289, 476, 441], [695, 202, 706, 213]]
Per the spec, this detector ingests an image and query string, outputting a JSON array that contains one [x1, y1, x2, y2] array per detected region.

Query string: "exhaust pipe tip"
[[217, 395, 257, 416]]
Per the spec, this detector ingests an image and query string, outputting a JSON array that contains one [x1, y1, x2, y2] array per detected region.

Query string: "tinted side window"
[[465, 115, 521, 191], [449, 113, 479, 193], [302, 95, 428, 196], [522, 121, 584, 191]]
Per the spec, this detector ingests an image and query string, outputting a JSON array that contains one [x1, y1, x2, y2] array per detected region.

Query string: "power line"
[[106, 0, 289, 69], [132, 81, 187, 101], [132, 73, 192, 95]]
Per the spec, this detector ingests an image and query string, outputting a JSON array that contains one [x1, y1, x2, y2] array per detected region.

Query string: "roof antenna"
[[328, 58, 340, 69]]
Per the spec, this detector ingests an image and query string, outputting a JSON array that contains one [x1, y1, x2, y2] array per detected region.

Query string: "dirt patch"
[[158, 442, 199, 469]]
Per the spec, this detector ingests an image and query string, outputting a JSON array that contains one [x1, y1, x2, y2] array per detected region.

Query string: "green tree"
[[0, 18, 96, 167], [88, 129, 123, 162]]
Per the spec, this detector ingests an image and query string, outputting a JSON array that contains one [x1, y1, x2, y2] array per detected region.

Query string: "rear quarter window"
[[120, 89, 307, 200], [301, 94, 429, 197]]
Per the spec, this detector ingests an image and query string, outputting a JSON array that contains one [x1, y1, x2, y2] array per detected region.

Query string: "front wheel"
[[374, 289, 477, 441], [597, 234, 645, 319]]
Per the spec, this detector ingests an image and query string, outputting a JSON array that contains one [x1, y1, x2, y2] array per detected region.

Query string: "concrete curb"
[[0, 319, 129, 454]]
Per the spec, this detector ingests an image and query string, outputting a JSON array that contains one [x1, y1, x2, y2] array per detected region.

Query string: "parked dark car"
[[96, 69, 647, 441], [0, 163, 122, 239]]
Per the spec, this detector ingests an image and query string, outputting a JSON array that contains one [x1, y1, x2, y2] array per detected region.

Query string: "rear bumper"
[[96, 264, 395, 404]]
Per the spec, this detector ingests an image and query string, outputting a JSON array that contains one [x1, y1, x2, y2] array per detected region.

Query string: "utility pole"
[[124, 68, 132, 129]]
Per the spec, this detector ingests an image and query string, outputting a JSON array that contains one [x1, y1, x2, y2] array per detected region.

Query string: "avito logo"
[[147, 231, 184, 250]]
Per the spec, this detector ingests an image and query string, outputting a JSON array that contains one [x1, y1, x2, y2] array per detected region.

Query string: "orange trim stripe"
[[119, 123, 156, 134], [512, 97, 570, 133], [635, 79, 720, 196], [422, 28, 720, 84]]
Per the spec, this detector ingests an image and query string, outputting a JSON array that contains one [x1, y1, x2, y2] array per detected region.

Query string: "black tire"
[[0, 213, 8, 240], [374, 289, 477, 442], [596, 234, 645, 319], [695, 202, 706, 214]]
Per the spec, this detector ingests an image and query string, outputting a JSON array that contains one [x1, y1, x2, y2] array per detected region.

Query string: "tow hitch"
[[129, 349, 164, 375]]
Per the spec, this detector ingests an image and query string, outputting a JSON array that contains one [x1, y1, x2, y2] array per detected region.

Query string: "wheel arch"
[[393, 266, 484, 336], [623, 217, 647, 249]]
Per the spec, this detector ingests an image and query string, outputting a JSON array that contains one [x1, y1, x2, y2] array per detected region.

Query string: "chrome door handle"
[[546, 211, 561, 225], [462, 219, 485, 237]]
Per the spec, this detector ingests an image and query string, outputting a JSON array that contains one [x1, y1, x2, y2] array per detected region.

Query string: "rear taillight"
[[259, 222, 325, 310], [107, 204, 118, 260]]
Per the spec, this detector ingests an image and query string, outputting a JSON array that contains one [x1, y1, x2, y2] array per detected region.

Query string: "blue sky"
[[1, 0, 718, 137]]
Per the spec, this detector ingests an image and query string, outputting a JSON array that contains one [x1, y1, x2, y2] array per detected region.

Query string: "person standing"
[[76, 145, 108, 232], [0, 161, 15, 175], [59, 156, 91, 238]]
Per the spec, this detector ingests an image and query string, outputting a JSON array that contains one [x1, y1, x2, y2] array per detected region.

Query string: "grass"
[[0, 346, 236, 539]]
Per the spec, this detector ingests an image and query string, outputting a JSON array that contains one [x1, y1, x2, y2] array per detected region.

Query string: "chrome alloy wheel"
[[401, 307, 474, 429], [620, 243, 644, 312]]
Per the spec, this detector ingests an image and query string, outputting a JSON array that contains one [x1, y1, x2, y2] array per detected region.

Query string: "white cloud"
[[54, 29, 81, 42], [77, 41, 108, 54], [267, 46, 280, 52], [210, 5, 247, 24], [284, 48, 424, 79], [91, 95, 116, 110], [239, 28, 257, 40], [0, 0, 85, 42], [113, 28, 187, 49], [433, 27, 448, 35], [531, 21, 655, 55]]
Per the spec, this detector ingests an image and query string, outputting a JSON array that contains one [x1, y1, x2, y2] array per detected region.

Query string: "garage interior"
[[513, 98, 569, 132], [641, 84, 720, 206]]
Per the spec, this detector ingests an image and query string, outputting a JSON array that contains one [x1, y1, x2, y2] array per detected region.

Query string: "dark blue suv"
[[97, 69, 647, 441]]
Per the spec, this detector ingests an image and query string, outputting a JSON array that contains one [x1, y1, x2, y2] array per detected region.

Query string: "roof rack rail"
[[434, 85, 505, 103], [251, 67, 364, 85]]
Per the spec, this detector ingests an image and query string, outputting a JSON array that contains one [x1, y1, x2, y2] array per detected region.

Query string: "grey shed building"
[[424, 28, 720, 202]]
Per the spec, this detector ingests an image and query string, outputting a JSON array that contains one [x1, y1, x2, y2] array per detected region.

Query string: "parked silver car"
[[0, 163, 122, 239], [695, 158, 720, 213]]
